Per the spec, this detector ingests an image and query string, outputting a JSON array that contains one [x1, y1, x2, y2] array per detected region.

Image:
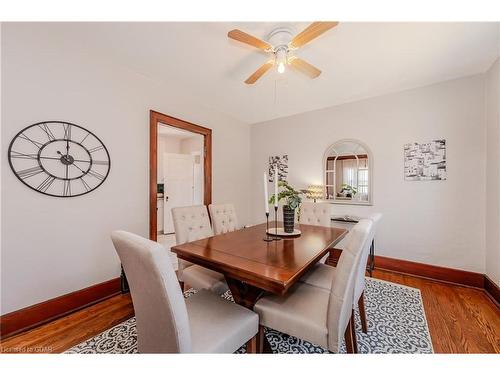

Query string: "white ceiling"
[[34, 22, 499, 124]]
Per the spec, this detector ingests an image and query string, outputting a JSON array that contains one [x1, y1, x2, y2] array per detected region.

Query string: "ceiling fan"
[[228, 22, 338, 84]]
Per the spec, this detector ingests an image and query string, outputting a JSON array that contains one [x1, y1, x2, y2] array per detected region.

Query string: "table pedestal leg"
[[225, 277, 264, 309]]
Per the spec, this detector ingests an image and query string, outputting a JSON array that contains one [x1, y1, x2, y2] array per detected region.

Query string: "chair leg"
[[257, 325, 265, 353], [358, 291, 368, 334], [344, 317, 354, 353], [350, 310, 358, 353], [246, 334, 258, 354]]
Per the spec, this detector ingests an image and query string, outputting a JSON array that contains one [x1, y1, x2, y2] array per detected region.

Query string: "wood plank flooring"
[[1, 269, 498, 354]]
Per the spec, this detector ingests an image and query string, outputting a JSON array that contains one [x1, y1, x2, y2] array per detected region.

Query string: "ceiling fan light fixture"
[[277, 62, 286, 74], [275, 47, 288, 74]]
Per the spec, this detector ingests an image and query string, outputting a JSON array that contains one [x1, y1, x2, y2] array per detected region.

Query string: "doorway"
[[149, 110, 212, 243]]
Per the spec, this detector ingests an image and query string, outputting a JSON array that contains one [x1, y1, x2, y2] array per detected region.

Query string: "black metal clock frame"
[[8, 121, 111, 198]]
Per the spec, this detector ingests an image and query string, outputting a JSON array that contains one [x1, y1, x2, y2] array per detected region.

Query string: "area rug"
[[65, 278, 433, 354]]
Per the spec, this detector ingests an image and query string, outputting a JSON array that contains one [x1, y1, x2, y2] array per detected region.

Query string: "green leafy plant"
[[268, 180, 303, 210], [340, 183, 357, 197]]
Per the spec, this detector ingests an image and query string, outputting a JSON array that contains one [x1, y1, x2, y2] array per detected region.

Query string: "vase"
[[282, 206, 295, 233]]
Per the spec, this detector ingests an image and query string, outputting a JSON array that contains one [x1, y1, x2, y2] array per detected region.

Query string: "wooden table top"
[[171, 223, 348, 294]]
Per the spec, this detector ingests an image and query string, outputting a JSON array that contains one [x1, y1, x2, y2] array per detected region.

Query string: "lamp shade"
[[306, 185, 324, 201]]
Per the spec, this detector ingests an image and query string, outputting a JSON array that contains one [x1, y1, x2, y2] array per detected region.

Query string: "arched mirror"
[[323, 139, 372, 205]]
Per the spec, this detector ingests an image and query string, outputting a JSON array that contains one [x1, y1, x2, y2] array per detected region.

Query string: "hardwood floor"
[[375, 270, 499, 353], [0, 294, 133, 354], [1, 269, 498, 354]]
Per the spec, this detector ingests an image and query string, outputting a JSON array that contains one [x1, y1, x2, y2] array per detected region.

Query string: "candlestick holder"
[[273, 206, 281, 241], [263, 212, 273, 242]]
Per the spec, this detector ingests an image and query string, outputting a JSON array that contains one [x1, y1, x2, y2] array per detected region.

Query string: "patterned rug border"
[[364, 277, 434, 353], [366, 276, 421, 291]]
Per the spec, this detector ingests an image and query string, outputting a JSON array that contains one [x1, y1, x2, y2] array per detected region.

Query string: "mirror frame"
[[322, 138, 373, 206]]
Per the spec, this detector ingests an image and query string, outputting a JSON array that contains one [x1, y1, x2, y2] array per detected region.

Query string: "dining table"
[[171, 222, 348, 309]]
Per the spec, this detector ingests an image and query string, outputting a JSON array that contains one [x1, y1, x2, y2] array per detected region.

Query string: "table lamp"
[[305, 185, 324, 202]]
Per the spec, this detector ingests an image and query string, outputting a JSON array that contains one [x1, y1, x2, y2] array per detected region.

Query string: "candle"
[[264, 172, 269, 214], [274, 165, 279, 207]]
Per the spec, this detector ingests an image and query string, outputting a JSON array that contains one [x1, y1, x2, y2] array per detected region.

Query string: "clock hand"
[[39, 156, 62, 161], [71, 163, 86, 174], [57, 151, 68, 163]]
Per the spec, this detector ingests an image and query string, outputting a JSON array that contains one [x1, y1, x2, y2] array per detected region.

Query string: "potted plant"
[[340, 183, 357, 199], [269, 181, 303, 233]]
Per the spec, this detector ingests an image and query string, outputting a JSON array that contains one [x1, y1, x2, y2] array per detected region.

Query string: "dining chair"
[[299, 202, 331, 226], [111, 231, 259, 353], [254, 220, 373, 353], [299, 213, 382, 334], [208, 203, 239, 235], [172, 205, 228, 295], [299, 202, 332, 263]]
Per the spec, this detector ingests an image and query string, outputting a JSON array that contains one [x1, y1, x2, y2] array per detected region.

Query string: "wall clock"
[[8, 121, 111, 197]]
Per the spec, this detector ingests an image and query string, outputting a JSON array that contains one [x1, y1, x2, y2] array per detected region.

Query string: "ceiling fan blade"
[[245, 61, 274, 84], [290, 22, 338, 49], [289, 57, 321, 79], [228, 29, 272, 51]]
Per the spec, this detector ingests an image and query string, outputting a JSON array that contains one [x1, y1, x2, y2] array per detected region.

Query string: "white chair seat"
[[182, 265, 228, 295], [299, 263, 336, 290], [187, 289, 258, 353], [254, 283, 330, 348]]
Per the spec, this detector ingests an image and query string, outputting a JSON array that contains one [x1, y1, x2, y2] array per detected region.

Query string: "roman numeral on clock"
[[81, 178, 92, 192], [88, 145, 103, 153], [37, 175, 56, 192], [92, 160, 109, 165], [87, 170, 105, 180], [63, 123, 72, 140], [38, 123, 56, 141], [18, 166, 44, 179], [10, 150, 39, 160], [63, 180, 71, 196], [19, 133, 44, 149]]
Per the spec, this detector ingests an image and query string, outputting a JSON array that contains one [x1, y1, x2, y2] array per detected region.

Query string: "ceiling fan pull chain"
[[274, 79, 277, 105]]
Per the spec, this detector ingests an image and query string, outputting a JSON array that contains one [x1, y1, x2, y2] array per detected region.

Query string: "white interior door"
[[163, 153, 195, 234]]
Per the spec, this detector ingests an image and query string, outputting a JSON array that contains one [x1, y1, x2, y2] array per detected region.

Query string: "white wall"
[[157, 135, 181, 183], [180, 136, 203, 155], [0, 24, 251, 314], [485, 58, 500, 285], [250, 75, 486, 273]]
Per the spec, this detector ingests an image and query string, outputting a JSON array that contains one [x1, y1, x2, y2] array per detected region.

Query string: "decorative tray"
[[266, 227, 301, 237]]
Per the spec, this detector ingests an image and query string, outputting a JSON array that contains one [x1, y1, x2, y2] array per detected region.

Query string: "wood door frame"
[[149, 110, 212, 241]]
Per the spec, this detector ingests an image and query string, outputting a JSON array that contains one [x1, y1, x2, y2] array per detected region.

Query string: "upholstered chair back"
[[172, 205, 214, 244], [352, 213, 382, 302], [208, 203, 239, 235], [111, 231, 191, 353], [171, 205, 214, 281], [326, 219, 372, 352], [299, 202, 331, 227]]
